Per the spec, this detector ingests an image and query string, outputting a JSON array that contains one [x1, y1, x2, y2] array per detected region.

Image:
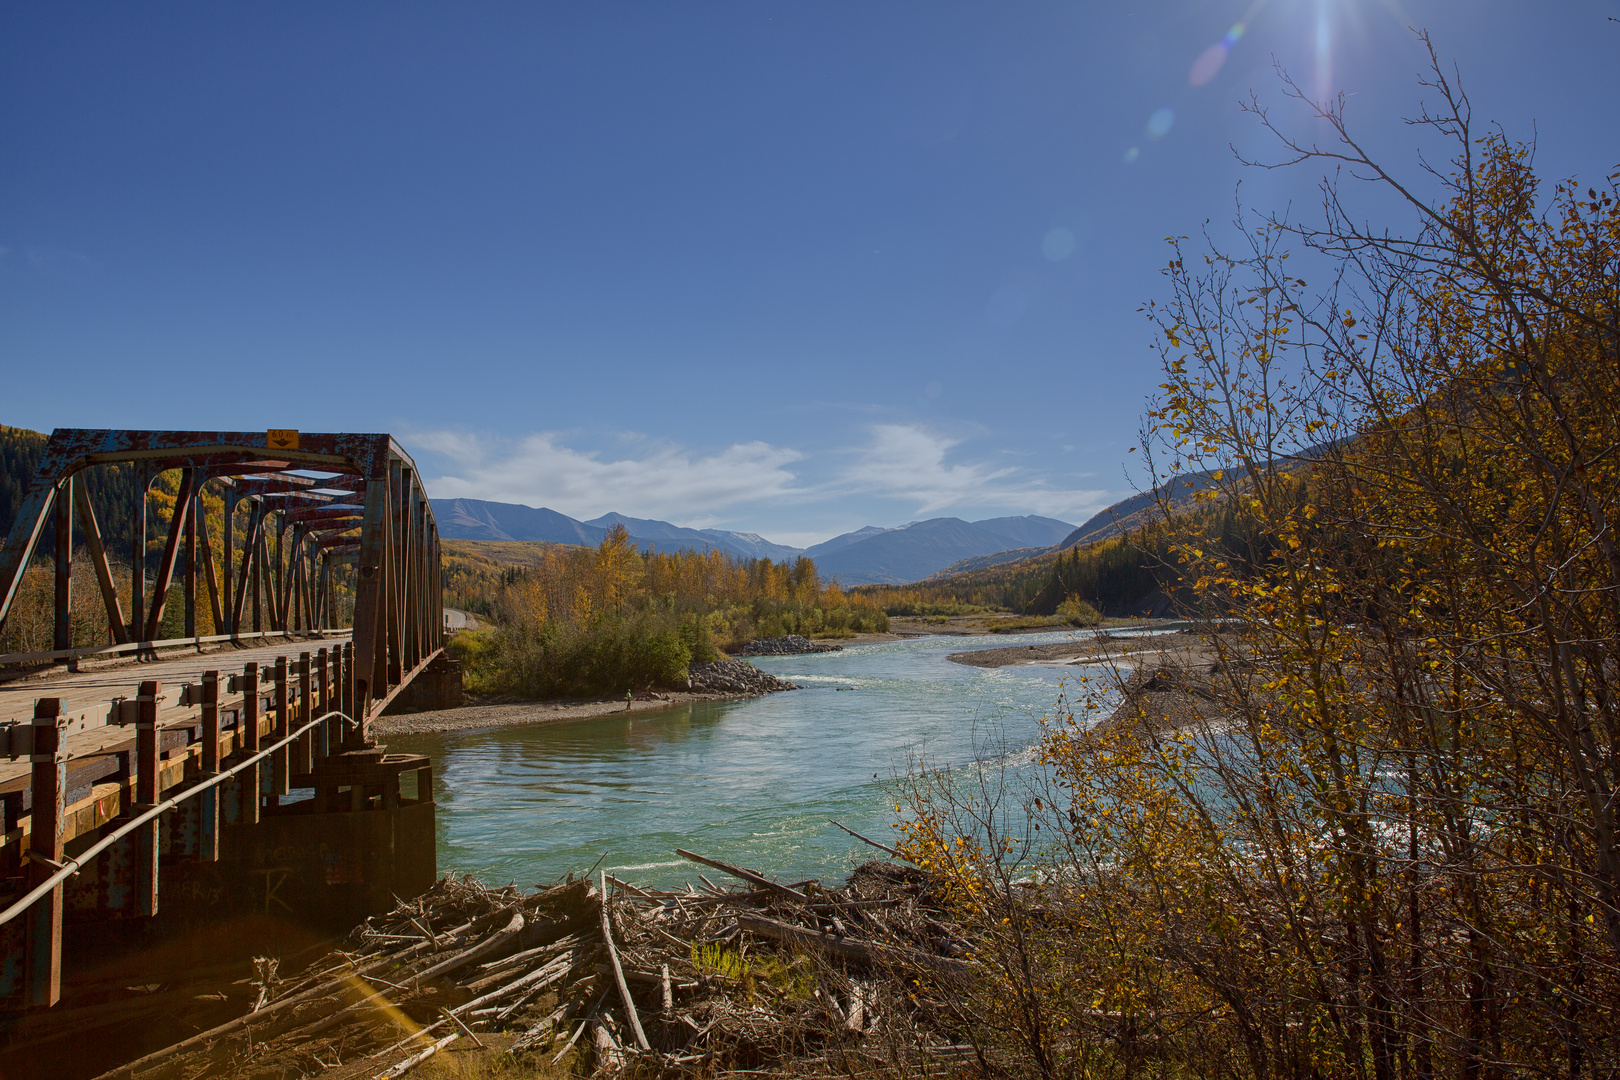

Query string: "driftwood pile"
[[94, 840, 981, 1080]]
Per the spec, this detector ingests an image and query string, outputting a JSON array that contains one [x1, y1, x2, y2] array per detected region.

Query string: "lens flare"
[[1189, 21, 1246, 86], [1042, 227, 1076, 262], [1123, 146, 1140, 164], [1146, 107, 1174, 139]]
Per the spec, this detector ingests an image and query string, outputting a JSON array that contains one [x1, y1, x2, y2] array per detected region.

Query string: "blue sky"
[[4, 2, 1616, 547]]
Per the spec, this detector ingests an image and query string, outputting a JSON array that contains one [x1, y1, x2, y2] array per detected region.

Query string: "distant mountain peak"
[[431, 499, 1075, 587]]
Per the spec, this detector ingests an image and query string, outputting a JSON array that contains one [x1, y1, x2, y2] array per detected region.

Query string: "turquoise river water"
[[385, 630, 1137, 891]]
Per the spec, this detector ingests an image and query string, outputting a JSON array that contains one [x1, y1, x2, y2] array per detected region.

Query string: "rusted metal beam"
[[311, 528, 361, 549], [53, 478, 72, 653], [271, 516, 287, 631], [183, 488, 197, 638], [31, 429, 397, 475], [281, 505, 364, 526], [0, 480, 58, 637], [253, 523, 273, 633], [348, 478, 390, 741], [235, 475, 320, 496], [142, 468, 198, 642], [230, 502, 261, 636], [276, 522, 300, 632], [196, 494, 225, 635], [72, 479, 128, 646], [130, 471, 147, 645]]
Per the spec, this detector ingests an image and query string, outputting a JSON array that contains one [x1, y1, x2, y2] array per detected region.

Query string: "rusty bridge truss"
[[0, 430, 445, 1011]]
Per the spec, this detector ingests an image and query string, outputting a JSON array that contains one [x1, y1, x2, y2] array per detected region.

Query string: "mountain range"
[[431, 498, 1075, 585]]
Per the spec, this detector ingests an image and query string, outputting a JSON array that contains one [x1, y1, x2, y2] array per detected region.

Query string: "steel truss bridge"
[[0, 430, 445, 1011]]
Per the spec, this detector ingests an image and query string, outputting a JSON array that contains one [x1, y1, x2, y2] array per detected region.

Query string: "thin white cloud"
[[0, 245, 99, 278], [413, 430, 806, 522], [840, 424, 1112, 521], [411, 423, 1117, 537]]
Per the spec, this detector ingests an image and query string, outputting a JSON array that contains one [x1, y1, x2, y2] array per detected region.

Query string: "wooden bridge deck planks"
[[0, 636, 349, 790]]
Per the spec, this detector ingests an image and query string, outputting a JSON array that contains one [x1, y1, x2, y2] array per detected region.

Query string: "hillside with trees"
[[449, 527, 888, 698]]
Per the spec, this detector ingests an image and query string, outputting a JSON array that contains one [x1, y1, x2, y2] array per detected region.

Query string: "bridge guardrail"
[[0, 708, 352, 931]]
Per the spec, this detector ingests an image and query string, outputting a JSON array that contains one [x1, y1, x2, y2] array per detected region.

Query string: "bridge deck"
[[0, 635, 349, 790]]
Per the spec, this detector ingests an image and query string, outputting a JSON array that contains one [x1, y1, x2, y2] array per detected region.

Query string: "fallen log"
[[408, 908, 525, 987], [676, 848, 810, 901], [600, 870, 651, 1051], [829, 819, 907, 860]]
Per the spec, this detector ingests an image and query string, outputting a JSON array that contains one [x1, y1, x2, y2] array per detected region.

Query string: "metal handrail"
[[0, 708, 353, 928]]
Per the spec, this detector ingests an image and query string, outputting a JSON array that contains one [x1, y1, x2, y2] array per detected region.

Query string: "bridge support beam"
[[25, 699, 65, 1009], [135, 680, 160, 918]]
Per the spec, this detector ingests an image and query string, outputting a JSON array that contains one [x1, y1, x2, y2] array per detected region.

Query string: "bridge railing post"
[[238, 663, 260, 826], [134, 680, 160, 917], [341, 642, 359, 748], [271, 656, 290, 801], [199, 670, 220, 861], [25, 698, 65, 1009], [315, 647, 331, 761], [296, 652, 313, 776]]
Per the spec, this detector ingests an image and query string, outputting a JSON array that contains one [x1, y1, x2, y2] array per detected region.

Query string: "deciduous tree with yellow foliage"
[[452, 525, 887, 698], [897, 39, 1619, 1078]]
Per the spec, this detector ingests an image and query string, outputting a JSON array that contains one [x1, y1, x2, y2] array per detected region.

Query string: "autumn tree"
[[898, 37, 1620, 1079]]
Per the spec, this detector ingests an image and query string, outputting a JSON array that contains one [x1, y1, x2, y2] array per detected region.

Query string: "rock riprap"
[[739, 635, 843, 655], [687, 658, 799, 693]]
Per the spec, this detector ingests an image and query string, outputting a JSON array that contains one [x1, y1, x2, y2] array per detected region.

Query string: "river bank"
[[380, 623, 1194, 736], [946, 628, 1204, 668], [374, 687, 767, 735]]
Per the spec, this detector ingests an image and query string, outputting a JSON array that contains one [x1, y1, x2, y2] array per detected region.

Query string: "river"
[[385, 629, 1132, 890]]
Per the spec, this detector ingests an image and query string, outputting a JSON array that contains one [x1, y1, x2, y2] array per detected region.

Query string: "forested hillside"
[[857, 476, 1263, 618]]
